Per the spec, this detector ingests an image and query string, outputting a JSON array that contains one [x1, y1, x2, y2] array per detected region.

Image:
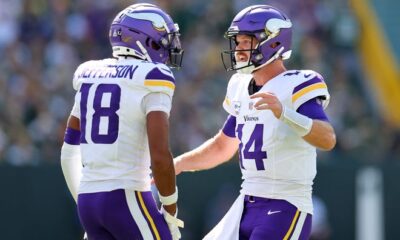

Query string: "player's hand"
[[161, 206, 184, 240], [83, 232, 88, 240], [250, 92, 283, 118]]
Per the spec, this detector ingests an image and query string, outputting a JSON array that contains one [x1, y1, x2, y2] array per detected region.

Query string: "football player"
[[174, 5, 336, 240], [60, 4, 184, 240]]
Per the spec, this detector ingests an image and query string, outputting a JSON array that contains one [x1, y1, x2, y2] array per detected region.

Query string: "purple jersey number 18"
[[237, 123, 267, 170], [80, 83, 121, 144]]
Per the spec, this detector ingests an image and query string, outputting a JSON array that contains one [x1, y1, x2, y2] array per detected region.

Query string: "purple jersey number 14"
[[237, 124, 267, 170], [80, 83, 121, 144]]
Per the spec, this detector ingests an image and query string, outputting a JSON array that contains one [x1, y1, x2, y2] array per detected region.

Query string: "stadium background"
[[0, 0, 399, 239]]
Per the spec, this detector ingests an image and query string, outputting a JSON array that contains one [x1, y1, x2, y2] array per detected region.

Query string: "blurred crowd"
[[0, 0, 399, 166]]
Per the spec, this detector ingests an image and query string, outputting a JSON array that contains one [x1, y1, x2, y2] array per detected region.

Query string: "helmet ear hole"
[[270, 42, 281, 48], [151, 41, 161, 50], [144, 37, 161, 50]]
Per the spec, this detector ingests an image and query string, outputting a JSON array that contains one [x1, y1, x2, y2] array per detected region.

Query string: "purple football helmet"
[[109, 3, 184, 68], [221, 5, 292, 73]]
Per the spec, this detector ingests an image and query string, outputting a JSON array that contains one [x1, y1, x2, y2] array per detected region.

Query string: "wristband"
[[279, 106, 313, 136], [158, 187, 178, 205]]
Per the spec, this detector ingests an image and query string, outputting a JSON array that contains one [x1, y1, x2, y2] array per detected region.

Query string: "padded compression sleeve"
[[60, 142, 82, 202]]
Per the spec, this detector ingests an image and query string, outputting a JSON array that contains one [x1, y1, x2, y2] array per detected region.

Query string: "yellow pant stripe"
[[283, 210, 300, 240], [137, 192, 161, 240]]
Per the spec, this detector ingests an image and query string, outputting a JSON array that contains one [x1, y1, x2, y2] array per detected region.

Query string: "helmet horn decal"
[[126, 12, 169, 32], [265, 18, 292, 34]]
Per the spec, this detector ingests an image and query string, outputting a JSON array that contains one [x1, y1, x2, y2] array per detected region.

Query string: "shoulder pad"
[[291, 71, 330, 110], [144, 64, 175, 97]]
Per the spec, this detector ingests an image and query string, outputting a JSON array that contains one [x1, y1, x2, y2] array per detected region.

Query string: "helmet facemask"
[[165, 29, 184, 69], [221, 31, 261, 73], [221, 5, 293, 73]]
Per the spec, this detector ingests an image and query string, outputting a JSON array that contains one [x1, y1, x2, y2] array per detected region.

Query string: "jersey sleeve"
[[143, 65, 175, 98], [141, 92, 172, 117], [292, 71, 330, 111], [221, 115, 237, 138], [297, 98, 329, 121]]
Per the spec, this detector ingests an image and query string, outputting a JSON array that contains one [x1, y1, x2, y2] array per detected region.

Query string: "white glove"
[[83, 232, 87, 240], [161, 207, 184, 240]]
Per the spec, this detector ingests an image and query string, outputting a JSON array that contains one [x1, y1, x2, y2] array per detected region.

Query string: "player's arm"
[[60, 114, 82, 202], [174, 116, 239, 175], [147, 110, 177, 214], [148, 110, 184, 240], [142, 91, 178, 216], [288, 97, 336, 150], [143, 68, 184, 238], [302, 119, 336, 151], [251, 93, 336, 151]]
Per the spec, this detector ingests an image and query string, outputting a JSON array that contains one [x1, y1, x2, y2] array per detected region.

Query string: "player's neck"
[[252, 60, 287, 86]]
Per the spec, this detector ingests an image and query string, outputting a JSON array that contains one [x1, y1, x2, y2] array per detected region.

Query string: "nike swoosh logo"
[[267, 210, 281, 215], [304, 73, 312, 78]]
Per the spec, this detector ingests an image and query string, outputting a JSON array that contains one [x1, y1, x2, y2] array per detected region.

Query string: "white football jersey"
[[70, 58, 175, 194], [223, 70, 330, 214]]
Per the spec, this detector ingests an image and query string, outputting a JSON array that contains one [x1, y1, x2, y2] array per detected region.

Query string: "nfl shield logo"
[[233, 101, 241, 115], [249, 102, 254, 110]]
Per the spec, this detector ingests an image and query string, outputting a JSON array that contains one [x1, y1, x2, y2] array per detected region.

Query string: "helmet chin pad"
[[236, 61, 255, 74]]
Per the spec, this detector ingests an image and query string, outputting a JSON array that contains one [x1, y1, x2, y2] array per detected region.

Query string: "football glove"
[[161, 206, 184, 240]]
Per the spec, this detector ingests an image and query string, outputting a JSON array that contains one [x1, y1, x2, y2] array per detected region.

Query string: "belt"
[[244, 195, 272, 203]]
